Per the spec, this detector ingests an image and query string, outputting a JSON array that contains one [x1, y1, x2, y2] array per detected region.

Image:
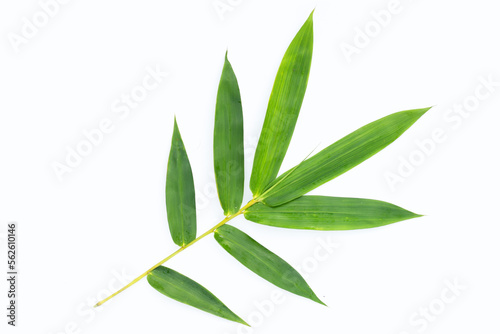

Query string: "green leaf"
[[214, 53, 244, 216], [260, 107, 431, 206], [250, 11, 314, 197], [148, 266, 248, 326], [214, 224, 325, 305], [166, 119, 197, 247], [245, 196, 422, 230]]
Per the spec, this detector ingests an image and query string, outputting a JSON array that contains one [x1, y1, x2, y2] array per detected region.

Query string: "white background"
[[1, 0, 499, 333]]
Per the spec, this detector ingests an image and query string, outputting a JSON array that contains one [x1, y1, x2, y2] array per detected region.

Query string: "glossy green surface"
[[215, 225, 324, 305], [246, 196, 421, 230], [261, 108, 431, 206], [148, 266, 247, 325], [166, 119, 197, 246], [250, 11, 314, 197], [214, 53, 244, 215]]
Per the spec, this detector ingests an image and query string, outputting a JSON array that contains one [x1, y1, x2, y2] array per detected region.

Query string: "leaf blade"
[[148, 266, 248, 326], [245, 196, 422, 230], [214, 224, 324, 305], [250, 11, 314, 197], [166, 119, 197, 246], [214, 53, 244, 215], [261, 107, 431, 206]]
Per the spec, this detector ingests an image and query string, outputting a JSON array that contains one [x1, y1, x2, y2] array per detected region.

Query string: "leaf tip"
[[314, 296, 327, 307], [238, 318, 251, 327], [423, 105, 434, 113], [401, 106, 432, 125], [415, 106, 433, 117], [309, 290, 327, 306], [305, 9, 315, 28], [404, 210, 424, 221]]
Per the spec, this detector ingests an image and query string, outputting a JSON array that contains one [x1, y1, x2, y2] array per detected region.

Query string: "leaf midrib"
[[220, 233, 307, 296]]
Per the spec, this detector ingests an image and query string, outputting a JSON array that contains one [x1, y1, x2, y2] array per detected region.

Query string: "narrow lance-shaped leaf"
[[148, 266, 248, 326], [245, 195, 422, 230], [260, 107, 431, 206], [214, 53, 244, 216], [250, 11, 314, 197], [166, 119, 197, 246], [214, 225, 325, 305]]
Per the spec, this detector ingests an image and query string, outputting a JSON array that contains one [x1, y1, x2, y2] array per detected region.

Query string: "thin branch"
[[94, 198, 258, 307]]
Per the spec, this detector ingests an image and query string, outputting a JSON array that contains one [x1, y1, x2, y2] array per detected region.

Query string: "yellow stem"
[[94, 199, 258, 307]]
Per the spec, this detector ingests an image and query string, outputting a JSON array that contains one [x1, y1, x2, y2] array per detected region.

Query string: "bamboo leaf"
[[260, 107, 431, 206], [214, 53, 244, 215], [250, 11, 314, 197], [214, 225, 325, 305], [148, 266, 248, 326], [245, 196, 422, 230], [166, 119, 197, 246]]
